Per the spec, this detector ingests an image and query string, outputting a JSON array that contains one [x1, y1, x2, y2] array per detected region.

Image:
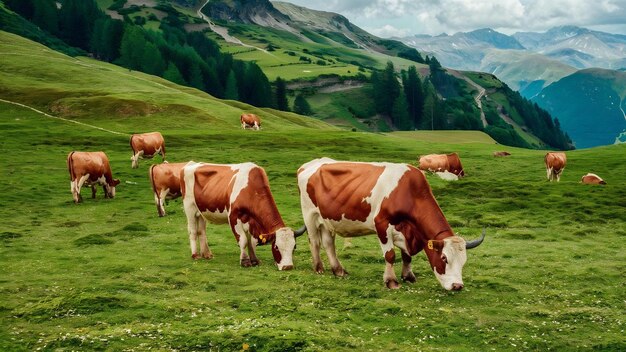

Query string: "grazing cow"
[[240, 113, 261, 130], [67, 151, 120, 203], [581, 173, 606, 185], [149, 162, 187, 217], [297, 158, 485, 290], [545, 152, 567, 182], [493, 151, 511, 157], [130, 132, 166, 168], [418, 153, 465, 177], [181, 162, 305, 269]]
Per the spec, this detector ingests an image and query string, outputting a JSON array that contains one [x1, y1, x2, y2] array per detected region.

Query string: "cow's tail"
[[67, 151, 75, 181], [161, 142, 166, 161], [129, 135, 135, 155], [149, 164, 158, 196]]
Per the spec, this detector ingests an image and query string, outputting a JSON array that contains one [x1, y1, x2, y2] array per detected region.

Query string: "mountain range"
[[399, 26, 626, 148]]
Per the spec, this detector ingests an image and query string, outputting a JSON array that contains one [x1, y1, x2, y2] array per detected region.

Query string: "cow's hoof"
[[250, 259, 260, 266], [202, 253, 213, 260], [241, 259, 252, 267], [332, 267, 348, 277], [402, 272, 417, 283], [191, 253, 200, 260], [313, 263, 324, 274], [386, 279, 401, 289]]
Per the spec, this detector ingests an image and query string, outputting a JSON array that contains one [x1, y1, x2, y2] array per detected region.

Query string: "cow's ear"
[[113, 179, 121, 186], [427, 240, 444, 252]]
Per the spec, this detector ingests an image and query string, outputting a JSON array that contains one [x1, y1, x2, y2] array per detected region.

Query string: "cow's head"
[[104, 179, 121, 198], [426, 230, 485, 291], [261, 226, 306, 270]]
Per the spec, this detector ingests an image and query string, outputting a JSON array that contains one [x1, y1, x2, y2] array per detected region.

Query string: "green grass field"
[[1, 31, 625, 351]]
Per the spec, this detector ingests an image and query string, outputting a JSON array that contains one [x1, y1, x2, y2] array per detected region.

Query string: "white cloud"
[[282, 0, 626, 36], [368, 24, 409, 38]]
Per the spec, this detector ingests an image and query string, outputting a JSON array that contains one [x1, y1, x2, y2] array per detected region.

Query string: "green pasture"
[[1, 31, 625, 351]]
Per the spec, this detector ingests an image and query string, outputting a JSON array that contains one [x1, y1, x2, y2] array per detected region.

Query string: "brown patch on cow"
[[193, 165, 238, 214], [384, 249, 395, 264], [241, 113, 261, 128], [581, 173, 606, 185], [150, 162, 186, 197], [306, 163, 386, 222], [446, 153, 464, 177], [130, 132, 165, 157], [545, 152, 567, 171], [419, 153, 464, 177], [67, 151, 117, 185], [229, 166, 286, 237], [375, 166, 453, 255]]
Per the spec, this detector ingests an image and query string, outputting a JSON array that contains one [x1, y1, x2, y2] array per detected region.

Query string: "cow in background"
[[297, 158, 485, 291], [241, 113, 261, 130], [180, 162, 305, 269], [149, 162, 187, 217], [581, 173, 606, 185], [545, 152, 567, 182], [493, 151, 511, 157], [130, 132, 166, 168], [67, 151, 120, 203], [418, 153, 465, 177]]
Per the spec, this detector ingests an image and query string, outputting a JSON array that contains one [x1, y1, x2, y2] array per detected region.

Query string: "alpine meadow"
[[1, 3, 626, 352]]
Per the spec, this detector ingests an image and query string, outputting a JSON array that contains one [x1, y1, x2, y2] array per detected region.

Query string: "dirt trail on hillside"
[[197, 0, 276, 57], [0, 98, 128, 136], [449, 70, 488, 128]]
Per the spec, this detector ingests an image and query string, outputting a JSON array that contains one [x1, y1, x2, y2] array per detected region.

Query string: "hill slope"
[[532, 68, 626, 148]]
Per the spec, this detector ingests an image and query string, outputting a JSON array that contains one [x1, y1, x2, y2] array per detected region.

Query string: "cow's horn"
[[465, 229, 486, 249], [294, 225, 307, 238]]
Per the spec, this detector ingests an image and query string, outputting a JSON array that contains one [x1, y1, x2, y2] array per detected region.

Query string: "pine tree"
[[189, 62, 206, 91], [372, 61, 400, 117], [33, 0, 58, 35], [224, 70, 239, 100], [119, 26, 145, 70], [163, 62, 186, 85], [275, 77, 289, 111], [293, 95, 312, 116], [403, 66, 424, 128], [392, 91, 413, 130], [141, 42, 166, 76]]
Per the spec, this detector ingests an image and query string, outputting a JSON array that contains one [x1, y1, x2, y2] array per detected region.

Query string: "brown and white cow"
[[67, 151, 120, 203], [181, 162, 305, 269], [545, 152, 567, 182], [297, 158, 485, 291], [418, 153, 465, 177], [240, 113, 261, 130], [149, 162, 187, 217], [581, 173, 606, 185], [493, 151, 511, 157], [130, 132, 166, 168]]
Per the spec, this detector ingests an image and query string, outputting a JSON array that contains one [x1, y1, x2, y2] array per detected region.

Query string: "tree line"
[[369, 58, 572, 150]]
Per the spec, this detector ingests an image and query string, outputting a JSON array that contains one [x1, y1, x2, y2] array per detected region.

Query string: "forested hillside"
[[0, 0, 572, 150]]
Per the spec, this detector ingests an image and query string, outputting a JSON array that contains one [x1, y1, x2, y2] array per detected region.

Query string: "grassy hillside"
[[1, 31, 625, 351]]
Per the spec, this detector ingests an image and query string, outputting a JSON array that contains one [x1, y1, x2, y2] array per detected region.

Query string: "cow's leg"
[[75, 174, 89, 203], [322, 229, 347, 277], [556, 169, 563, 182], [307, 225, 325, 274], [232, 222, 252, 267], [91, 185, 97, 199], [187, 213, 208, 259], [156, 189, 168, 217], [197, 216, 213, 259], [70, 180, 79, 203], [401, 252, 416, 283], [546, 167, 552, 181], [131, 150, 144, 169], [383, 248, 400, 289]]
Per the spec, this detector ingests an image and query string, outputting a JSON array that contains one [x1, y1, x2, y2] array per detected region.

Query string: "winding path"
[[449, 70, 488, 128]]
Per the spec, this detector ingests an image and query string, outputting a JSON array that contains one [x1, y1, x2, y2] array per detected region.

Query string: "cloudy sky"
[[282, 0, 626, 37]]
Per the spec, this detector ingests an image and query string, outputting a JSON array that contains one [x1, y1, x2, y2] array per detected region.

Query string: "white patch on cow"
[[433, 237, 467, 290], [435, 171, 459, 181], [275, 227, 296, 270], [229, 163, 253, 205]]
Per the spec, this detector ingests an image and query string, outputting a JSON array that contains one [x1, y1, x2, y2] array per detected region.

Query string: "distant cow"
[[130, 132, 166, 168], [545, 152, 567, 182], [418, 153, 465, 177], [493, 151, 511, 157], [149, 162, 187, 217], [180, 162, 305, 269], [581, 173, 606, 185], [297, 158, 485, 290], [67, 151, 120, 203], [240, 113, 261, 130]]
